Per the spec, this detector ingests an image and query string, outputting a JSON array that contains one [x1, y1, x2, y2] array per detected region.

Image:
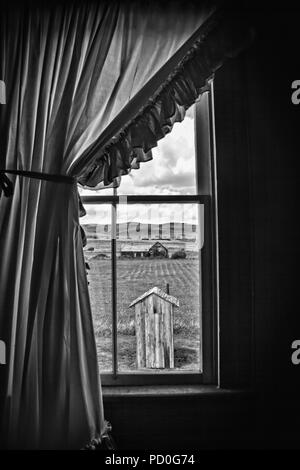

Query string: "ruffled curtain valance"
[[73, 7, 254, 188]]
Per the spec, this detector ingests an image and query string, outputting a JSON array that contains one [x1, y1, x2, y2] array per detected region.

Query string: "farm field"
[[87, 257, 202, 372]]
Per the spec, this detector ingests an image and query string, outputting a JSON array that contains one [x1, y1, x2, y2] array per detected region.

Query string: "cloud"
[[118, 109, 196, 195]]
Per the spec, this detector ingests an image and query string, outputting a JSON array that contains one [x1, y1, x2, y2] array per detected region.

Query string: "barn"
[[120, 241, 168, 258], [120, 244, 150, 258], [148, 241, 168, 258]]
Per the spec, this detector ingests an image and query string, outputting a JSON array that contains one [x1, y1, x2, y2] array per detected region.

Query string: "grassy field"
[[87, 257, 202, 372]]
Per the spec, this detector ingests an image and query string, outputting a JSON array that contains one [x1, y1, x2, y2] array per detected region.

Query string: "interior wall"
[[242, 8, 299, 446], [241, 8, 299, 393], [103, 391, 255, 450], [212, 7, 299, 443]]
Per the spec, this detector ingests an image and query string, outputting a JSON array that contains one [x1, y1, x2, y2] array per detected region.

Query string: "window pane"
[[116, 203, 203, 372], [82, 204, 113, 372], [117, 105, 196, 196]]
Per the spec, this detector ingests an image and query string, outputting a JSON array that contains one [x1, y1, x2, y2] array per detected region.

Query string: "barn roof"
[[150, 241, 168, 250], [120, 241, 169, 253], [121, 244, 151, 252], [129, 286, 179, 308]]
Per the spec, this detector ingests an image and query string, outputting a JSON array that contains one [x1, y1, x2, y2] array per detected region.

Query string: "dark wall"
[[104, 7, 300, 450], [212, 5, 299, 446], [242, 9, 299, 393], [104, 391, 255, 450]]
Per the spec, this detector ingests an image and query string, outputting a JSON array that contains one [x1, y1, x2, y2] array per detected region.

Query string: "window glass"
[[118, 106, 195, 196], [80, 103, 208, 379], [82, 202, 203, 373], [83, 204, 113, 372], [116, 202, 202, 372], [79, 105, 196, 197]]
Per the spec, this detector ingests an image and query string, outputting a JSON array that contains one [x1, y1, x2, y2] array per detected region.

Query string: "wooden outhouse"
[[129, 287, 179, 369]]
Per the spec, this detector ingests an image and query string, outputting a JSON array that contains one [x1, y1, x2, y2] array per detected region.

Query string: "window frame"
[[81, 87, 218, 386]]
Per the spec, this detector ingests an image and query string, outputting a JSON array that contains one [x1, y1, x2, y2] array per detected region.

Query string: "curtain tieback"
[[0, 169, 76, 198]]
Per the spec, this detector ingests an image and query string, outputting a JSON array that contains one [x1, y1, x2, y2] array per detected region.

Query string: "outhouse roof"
[[129, 286, 179, 308]]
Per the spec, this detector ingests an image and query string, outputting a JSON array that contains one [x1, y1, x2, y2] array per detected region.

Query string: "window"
[[80, 84, 217, 385]]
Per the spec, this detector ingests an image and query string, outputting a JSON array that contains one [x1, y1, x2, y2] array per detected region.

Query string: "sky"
[[79, 105, 200, 225], [117, 105, 196, 196]]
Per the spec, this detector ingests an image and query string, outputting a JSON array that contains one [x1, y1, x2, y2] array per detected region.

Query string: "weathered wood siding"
[[135, 293, 174, 369]]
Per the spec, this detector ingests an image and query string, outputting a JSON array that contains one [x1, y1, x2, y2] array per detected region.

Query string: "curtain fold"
[[72, 6, 254, 188], [0, 177, 105, 449], [0, 0, 223, 449]]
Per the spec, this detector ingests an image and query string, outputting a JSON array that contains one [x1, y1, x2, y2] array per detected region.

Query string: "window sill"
[[102, 385, 249, 399]]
